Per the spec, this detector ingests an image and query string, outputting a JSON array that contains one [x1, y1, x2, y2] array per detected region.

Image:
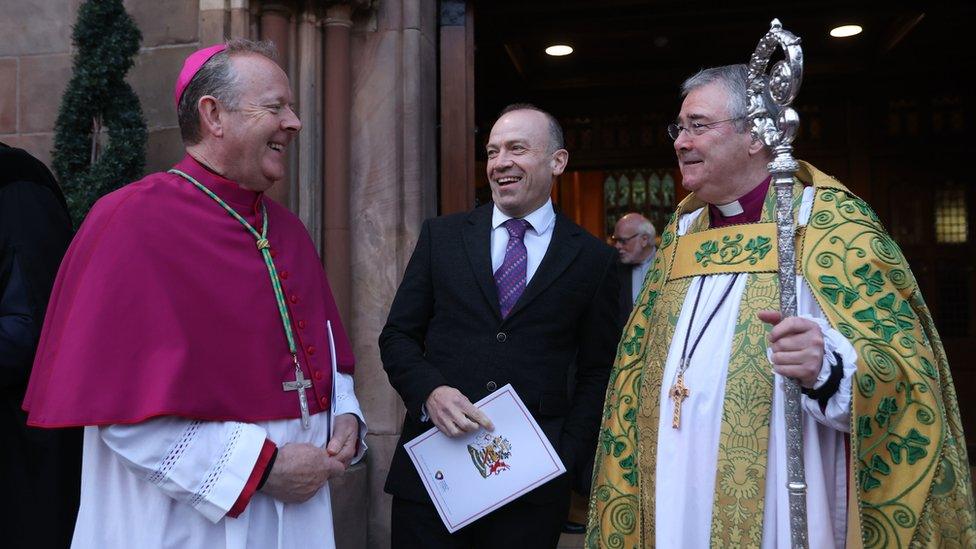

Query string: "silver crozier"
[[746, 18, 808, 549]]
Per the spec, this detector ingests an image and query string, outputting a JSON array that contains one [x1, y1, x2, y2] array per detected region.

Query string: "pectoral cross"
[[668, 373, 690, 429], [282, 362, 312, 429]]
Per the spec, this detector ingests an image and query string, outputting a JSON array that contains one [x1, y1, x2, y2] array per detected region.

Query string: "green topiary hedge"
[[52, 0, 147, 228]]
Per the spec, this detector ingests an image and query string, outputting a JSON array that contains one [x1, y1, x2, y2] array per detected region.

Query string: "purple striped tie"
[[494, 218, 531, 319]]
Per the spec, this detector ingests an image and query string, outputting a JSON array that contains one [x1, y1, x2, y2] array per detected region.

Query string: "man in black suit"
[[380, 104, 621, 548]]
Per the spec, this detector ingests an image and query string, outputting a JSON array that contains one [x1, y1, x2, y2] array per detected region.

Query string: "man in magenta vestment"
[[22, 39, 366, 549]]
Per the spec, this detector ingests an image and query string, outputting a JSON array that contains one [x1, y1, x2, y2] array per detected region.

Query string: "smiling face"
[[673, 81, 760, 204], [485, 109, 567, 218], [217, 53, 301, 192]]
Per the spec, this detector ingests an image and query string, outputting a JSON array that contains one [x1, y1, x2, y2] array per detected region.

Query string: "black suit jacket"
[[380, 203, 621, 504], [618, 261, 635, 326]]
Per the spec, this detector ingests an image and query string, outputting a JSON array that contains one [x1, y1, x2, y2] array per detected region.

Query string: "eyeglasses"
[[610, 233, 640, 245], [666, 117, 744, 140]]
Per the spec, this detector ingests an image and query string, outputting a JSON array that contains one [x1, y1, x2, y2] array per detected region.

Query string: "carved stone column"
[[199, 0, 252, 45], [320, 7, 376, 546], [294, 6, 324, 250], [346, 1, 439, 546], [258, 2, 296, 207], [322, 1, 358, 324]]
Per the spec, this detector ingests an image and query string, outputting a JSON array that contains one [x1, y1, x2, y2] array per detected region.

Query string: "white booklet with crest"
[[404, 384, 566, 533]]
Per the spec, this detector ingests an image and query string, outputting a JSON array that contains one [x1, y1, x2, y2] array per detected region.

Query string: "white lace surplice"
[[70, 372, 366, 549]]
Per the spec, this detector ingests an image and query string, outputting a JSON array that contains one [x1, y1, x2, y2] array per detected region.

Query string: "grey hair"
[[680, 63, 780, 136], [618, 213, 656, 241], [497, 103, 565, 153], [177, 39, 279, 144], [680, 64, 751, 132], [635, 218, 656, 240]]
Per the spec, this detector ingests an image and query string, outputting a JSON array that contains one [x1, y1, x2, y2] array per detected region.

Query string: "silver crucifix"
[[282, 358, 312, 429], [747, 18, 808, 548]]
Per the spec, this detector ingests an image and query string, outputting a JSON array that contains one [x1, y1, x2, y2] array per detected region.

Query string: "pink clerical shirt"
[[24, 155, 354, 427], [708, 175, 772, 228]]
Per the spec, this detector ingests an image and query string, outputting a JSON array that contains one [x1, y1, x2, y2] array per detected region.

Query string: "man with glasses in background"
[[558, 212, 656, 534], [611, 212, 657, 324], [587, 64, 974, 548]]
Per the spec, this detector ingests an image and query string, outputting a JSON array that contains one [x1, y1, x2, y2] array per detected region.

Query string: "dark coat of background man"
[[380, 104, 621, 548], [0, 142, 81, 549]]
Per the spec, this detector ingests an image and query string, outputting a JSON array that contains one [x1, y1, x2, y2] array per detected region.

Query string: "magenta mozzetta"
[[23, 155, 355, 426]]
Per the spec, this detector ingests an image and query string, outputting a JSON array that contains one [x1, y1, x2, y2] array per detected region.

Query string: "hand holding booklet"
[[405, 384, 566, 533]]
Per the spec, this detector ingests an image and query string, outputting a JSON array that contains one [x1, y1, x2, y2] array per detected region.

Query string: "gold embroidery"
[[669, 223, 779, 281]]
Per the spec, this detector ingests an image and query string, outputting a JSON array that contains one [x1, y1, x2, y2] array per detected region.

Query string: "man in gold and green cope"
[[587, 64, 975, 548]]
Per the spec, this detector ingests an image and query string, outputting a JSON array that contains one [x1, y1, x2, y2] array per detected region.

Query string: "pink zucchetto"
[[173, 44, 228, 108]]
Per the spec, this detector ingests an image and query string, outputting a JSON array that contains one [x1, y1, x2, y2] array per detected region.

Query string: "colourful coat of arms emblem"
[[467, 432, 512, 478]]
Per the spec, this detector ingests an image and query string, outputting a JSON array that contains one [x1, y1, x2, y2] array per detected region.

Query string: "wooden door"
[[439, 0, 476, 214]]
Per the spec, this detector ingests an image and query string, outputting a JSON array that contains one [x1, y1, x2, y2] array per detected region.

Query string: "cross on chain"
[[282, 363, 312, 429], [668, 373, 691, 429]]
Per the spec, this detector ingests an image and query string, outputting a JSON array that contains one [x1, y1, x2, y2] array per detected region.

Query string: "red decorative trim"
[[228, 438, 276, 518]]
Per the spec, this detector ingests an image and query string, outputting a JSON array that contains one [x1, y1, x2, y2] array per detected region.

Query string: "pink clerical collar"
[[174, 154, 263, 210], [708, 175, 772, 228]]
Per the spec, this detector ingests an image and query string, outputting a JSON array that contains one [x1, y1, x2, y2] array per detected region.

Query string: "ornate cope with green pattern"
[[586, 161, 975, 548]]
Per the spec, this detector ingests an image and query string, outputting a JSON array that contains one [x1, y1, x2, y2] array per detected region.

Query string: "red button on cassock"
[[298, 320, 307, 329], [314, 371, 323, 381], [320, 396, 328, 406], [270, 250, 277, 258], [280, 270, 289, 280], [289, 294, 298, 304], [307, 345, 316, 356]]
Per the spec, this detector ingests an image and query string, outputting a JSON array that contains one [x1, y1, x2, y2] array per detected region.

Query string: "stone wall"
[[0, 0, 199, 173], [347, 0, 439, 545]]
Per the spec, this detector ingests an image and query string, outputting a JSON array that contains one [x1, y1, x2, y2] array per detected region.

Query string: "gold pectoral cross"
[[668, 373, 690, 429]]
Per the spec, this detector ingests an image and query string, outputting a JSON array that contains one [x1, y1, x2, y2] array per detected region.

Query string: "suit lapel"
[[462, 205, 502, 319], [506, 213, 582, 320]]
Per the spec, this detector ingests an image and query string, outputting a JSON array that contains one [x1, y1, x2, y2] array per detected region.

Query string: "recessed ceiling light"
[[830, 24, 863, 38], [545, 44, 573, 57]]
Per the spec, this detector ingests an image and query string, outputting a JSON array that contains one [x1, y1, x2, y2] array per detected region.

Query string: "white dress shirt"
[[490, 199, 556, 284], [419, 201, 557, 424]]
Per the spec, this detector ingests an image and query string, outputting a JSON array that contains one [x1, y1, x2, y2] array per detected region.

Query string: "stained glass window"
[[935, 186, 968, 244]]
